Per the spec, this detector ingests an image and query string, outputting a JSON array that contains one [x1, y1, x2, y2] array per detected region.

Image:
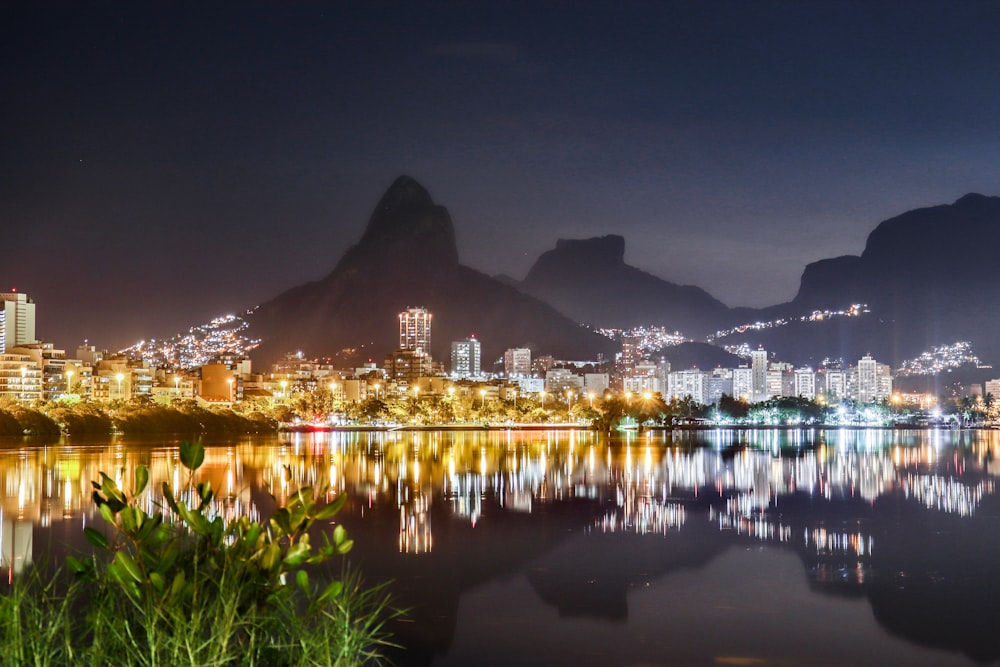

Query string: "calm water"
[[2, 428, 1000, 666]]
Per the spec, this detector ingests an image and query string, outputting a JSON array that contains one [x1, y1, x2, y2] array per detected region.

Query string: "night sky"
[[4, 1, 1000, 351]]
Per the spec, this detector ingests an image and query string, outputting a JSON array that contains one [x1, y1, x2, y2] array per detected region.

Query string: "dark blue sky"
[[3, 1, 1000, 349]]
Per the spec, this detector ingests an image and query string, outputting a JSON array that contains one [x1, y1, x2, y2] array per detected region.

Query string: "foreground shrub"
[[1, 441, 395, 666]]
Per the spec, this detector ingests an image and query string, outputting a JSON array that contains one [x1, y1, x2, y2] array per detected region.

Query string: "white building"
[[793, 367, 816, 399], [0, 292, 36, 353], [399, 307, 432, 355], [732, 365, 753, 401], [451, 337, 482, 378], [853, 355, 892, 403], [668, 369, 710, 405], [584, 373, 610, 396], [751, 348, 768, 401], [544, 368, 583, 394]]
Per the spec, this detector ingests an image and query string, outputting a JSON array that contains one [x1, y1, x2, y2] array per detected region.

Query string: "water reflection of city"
[[1, 428, 996, 577]]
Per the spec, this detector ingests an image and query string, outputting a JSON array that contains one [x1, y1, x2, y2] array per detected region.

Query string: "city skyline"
[[5, 2, 1000, 350]]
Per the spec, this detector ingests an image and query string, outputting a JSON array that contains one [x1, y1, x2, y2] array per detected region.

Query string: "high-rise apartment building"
[[732, 365, 753, 401], [504, 347, 531, 378], [0, 292, 36, 353], [451, 337, 482, 378], [399, 307, 432, 355], [853, 355, 892, 403], [793, 367, 816, 399], [750, 347, 768, 401]]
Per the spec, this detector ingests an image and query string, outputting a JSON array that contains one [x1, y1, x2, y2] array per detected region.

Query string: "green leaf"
[[149, 571, 165, 595], [260, 543, 281, 571], [99, 502, 117, 527], [314, 494, 346, 521], [179, 441, 205, 471], [114, 551, 144, 583], [295, 569, 309, 595], [168, 571, 187, 602], [283, 541, 311, 567], [336, 539, 354, 555], [318, 580, 342, 604], [196, 481, 213, 507], [271, 509, 292, 536], [134, 465, 149, 496], [84, 527, 109, 550], [137, 513, 162, 541], [333, 524, 348, 546], [66, 555, 88, 575], [161, 481, 180, 514], [156, 541, 179, 574]]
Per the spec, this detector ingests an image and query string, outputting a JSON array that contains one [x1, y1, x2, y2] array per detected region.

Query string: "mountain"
[[247, 176, 615, 365], [518, 235, 732, 337], [770, 193, 1000, 364], [512, 194, 1000, 368]]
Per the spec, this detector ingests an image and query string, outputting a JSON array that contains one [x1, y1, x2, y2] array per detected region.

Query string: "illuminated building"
[[793, 367, 816, 399], [200, 363, 240, 403], [0, 353, 42, 403], [399, 307, 432, 355], [544, 368, 583, 394], [9, 343, 75, 400], [821, 368, 847, 400], [503, 347, 531, 378], [708, 368, 734, 404], [986, 378, 1000, 399], [732, 365, 753, 400], [0, 292, 36, 353], [668, 369, 709, 404], [386, 348, 432, 387], [750, 347, 768, 401], [853, 355, 892, 403], [451, 337, 482, 378], [584, 373, 610, 395]]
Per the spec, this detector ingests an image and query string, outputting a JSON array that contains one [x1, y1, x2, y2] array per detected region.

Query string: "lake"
[[2, 428, 998, 666]]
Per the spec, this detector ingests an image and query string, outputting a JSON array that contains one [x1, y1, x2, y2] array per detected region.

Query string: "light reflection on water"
[[1, 428, 999, 665]]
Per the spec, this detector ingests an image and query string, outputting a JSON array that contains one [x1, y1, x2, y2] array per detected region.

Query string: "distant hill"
[[518, 235, 732, 337], [768, 193, 1000, 365], [512, 194, 1000, 368], [246, 176, 615, 365]]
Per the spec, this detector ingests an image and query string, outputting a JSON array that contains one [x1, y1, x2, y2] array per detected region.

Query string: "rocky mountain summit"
[[247, 176, 614, 364]]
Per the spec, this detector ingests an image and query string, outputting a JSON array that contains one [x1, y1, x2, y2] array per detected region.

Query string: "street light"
[[588, 391, 594, 408], [227, 377, 234, 403], [372, 383, 380, 400], [20, 367, 27, 403], [116, 373, 125, 400], [480, 389, 487, 409], [280, 380, 288, 400], [566, 390, 574, 407], [540, 390, 546, 408], [66, 369, 74, 395]]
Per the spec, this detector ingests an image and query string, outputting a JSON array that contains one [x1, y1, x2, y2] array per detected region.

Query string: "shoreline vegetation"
[[0, 441, 397, 666], [0, 390, 990, 440]]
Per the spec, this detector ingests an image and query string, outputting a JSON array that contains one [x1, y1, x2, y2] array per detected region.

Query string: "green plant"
[[65, 440, 393, 666], [0, 565, 78, 666]]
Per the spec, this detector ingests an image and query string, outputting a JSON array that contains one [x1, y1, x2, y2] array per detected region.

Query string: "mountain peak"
[[352, 175, 459, 268], [553, 235, 626, 266], [953, 192, 995, 207]]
